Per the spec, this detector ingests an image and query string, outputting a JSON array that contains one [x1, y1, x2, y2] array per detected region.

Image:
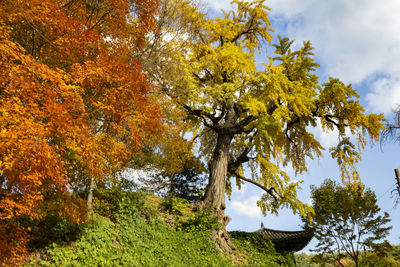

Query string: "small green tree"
[[140, 157, 206, 203], [306, 179, 392, 267]]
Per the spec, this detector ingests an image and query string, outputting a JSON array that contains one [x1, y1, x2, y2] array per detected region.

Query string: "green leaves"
[[35, 196, 232, 266], [230, 231, 296, 266], [306, 179, 392, 266]]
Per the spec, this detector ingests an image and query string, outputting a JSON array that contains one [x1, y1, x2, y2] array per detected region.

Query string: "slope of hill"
[[26, 189, 295, 266]]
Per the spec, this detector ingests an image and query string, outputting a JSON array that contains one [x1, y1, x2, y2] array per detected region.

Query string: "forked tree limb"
[[230, 170, 278, 201]]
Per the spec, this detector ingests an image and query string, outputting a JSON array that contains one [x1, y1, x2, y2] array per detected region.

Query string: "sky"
[[204, 0, 400, 252]]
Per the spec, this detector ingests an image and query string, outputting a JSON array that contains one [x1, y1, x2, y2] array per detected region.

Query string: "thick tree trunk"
[[203, 134, 231, 209], [87, 176, 95, 220], [202, 133, 235, 252]]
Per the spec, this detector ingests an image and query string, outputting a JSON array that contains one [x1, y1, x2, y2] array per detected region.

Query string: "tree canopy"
[[159, 0, 383, 213], [0, 0, 161, 264], [152, 0, 384, 250], [305, 179, 392, 267]]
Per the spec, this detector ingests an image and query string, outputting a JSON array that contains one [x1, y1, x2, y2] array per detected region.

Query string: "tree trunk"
[[87, 176, 95, 220], [202, 133, 235, 252]]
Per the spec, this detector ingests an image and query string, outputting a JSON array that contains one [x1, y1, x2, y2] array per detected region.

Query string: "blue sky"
[[205, 0, 400, 251]]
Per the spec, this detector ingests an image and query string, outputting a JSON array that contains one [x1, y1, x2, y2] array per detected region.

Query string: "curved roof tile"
[[254, 224, 314, 252]]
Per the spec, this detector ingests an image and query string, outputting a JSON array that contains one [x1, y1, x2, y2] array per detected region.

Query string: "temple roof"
[[255, 223, 313, 252]]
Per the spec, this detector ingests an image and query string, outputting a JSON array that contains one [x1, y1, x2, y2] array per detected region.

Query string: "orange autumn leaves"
[[0, 25, 87, 263], [0, 0, 161, 264]]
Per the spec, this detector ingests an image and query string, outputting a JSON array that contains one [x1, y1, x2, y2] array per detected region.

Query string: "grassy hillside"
[[26, 189, 295, 266]]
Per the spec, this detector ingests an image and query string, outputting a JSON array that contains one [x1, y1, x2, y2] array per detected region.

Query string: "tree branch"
[[228, 147, 251, 173], [61, 0, 76, 8], [88, 10, 110, 31], [230, 170, 278, 201], [285, 115, 300, 144], [324, 114, 349, 128], [182, 104, 222, 132], [192, 72, 207, 83], [231, 115, 256, 134], [182, 104, 208, 119], [231, 17, 255, 44], [204, 68, 214, 82]]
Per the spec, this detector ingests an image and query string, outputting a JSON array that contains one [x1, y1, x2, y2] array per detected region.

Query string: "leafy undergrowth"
[[295, 246, 400, 267], [230, 232, 295, 267], [26, 189, 295, 266]]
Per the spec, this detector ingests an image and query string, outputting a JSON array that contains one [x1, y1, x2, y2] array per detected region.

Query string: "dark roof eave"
[[254, 227, 314, 252]]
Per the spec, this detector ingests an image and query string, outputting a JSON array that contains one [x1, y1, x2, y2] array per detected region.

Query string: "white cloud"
[[206, 0, 261, 13], [266, 0, 400, 114], [308, 121, 341, 148], [206, 0, 400, 114], [231, 196, 262, 218], [366, 76, 400, 113], [205, 0, 232, 12]]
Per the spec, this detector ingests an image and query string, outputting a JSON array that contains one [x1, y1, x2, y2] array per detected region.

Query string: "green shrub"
[[359, 248, 400, 267], [359, 254, 398, 267], [29, 190, 300, 266], [26, 212, 82, 250], [33, 213, 231, 266], [294, 248, 400, 267], [161, 197, 190, 216], [231, 231, 295, 267], [94, 188, 157, 221], [32, 216, 120, 266], [181, 210, 220, 233]]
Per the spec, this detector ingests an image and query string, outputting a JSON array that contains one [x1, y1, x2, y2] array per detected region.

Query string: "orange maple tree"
[[0, 0, 161, 264]]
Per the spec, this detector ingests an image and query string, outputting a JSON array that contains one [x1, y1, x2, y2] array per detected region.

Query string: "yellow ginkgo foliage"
[[156, 0, 385, 251]]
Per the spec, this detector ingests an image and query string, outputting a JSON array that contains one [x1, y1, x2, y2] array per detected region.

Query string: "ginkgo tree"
[[158, 0, 384, 251]]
